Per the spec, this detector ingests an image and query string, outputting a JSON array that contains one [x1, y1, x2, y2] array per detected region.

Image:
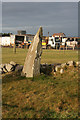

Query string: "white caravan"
[[47, 36, 60, 49]]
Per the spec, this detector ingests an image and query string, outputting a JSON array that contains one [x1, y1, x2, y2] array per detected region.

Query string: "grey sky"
[[2, 0, 79, 2], [2, 2, 78, 37]]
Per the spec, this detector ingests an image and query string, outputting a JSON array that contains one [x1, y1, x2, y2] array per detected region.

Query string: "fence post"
[[13, 39, 16, 53], [73, 45, 75, 50]]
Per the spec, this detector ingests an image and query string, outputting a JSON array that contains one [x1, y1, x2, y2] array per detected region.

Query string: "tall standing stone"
[[21, 27, 43, 77]]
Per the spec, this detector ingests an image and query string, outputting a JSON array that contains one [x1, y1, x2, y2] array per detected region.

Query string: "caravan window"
[[55, 37, 60, 42], [51, 39, 53, 41], [70, 38, 74, 41], [15, 35, 24, 44]]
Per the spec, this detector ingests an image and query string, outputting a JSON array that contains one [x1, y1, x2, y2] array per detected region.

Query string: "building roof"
[[52, 33, 66, 37], [14, 34, 35, 37]]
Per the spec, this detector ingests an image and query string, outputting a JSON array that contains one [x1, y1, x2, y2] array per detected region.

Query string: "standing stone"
[[21, 27, 43, 77]]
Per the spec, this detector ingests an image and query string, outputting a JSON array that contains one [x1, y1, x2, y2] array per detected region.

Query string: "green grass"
[[2, 47, 78, 64], [2, 48, 78, 119]]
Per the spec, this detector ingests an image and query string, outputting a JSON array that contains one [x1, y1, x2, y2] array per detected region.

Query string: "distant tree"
[[0, 32, 13, 37]]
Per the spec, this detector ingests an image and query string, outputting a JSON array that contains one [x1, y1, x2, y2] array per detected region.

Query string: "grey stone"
[[76, 61, 80, 66], [21, 27, 43, 77], [40, 64, 53, 75], [0, 68, 3, 74], [61, 63, 67, 68], [10, 61, 16, 66], [55, 65, 61, 72], [67, 61, 75, 66], [0, 64, 8, 74], [5, 64, 14, 72], [60, 69, 64, 74], [0, 64, 5, 69], [2, 67, 8, 73], [15, 65, 23, 72]]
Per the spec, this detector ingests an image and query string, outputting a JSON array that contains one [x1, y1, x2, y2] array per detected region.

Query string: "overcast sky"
[[2, 2, 78, 37], [2, 0, 79, 2]]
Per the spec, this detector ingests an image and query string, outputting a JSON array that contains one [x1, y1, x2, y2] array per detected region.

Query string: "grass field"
[[2, 48, 78, 119], [2, 47, 78, 64]]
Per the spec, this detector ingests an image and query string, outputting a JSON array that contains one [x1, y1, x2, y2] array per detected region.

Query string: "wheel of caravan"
[[28, 44, 31, 48], [47, 45, 51, 49]]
